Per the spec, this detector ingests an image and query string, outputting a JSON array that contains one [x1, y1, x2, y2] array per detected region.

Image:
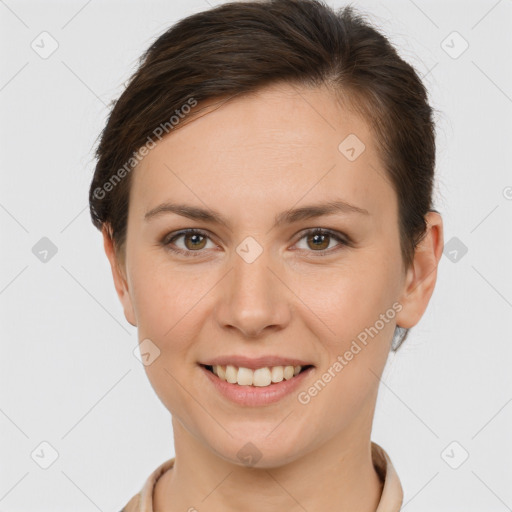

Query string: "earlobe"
[[101, 225, 137, 327], [395, 211, 444, 330]]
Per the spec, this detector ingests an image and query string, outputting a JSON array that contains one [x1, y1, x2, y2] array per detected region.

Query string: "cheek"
[[297, 271, 395, 424], [297, 257, 398, 408], [300, 260, 397, 343], [129, 258, 213, 417], [128, 250, 218, 347]]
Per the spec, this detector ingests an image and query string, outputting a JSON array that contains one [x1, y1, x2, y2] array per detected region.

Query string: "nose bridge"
[[233, 248, 273, 301], [216, 243, 290, 337]]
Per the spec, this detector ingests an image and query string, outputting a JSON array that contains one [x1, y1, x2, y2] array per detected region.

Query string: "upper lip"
[[200, 355, 314, 370]]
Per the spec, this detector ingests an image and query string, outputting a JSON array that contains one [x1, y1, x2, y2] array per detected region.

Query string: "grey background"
[[1, 0, 511, 510]]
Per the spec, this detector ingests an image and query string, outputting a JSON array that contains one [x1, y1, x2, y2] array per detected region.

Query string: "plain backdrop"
[[1, 0, 511, 510]]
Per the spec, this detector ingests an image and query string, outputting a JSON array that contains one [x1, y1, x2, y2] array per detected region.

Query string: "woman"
[[89, 0, 444, 510]]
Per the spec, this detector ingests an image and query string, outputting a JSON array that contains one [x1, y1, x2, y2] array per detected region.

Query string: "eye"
[[293, 228, 348, 255], [163, 228, 216, 257]]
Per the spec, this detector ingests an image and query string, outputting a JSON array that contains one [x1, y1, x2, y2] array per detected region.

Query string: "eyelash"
[[162, 228, 350, 258]]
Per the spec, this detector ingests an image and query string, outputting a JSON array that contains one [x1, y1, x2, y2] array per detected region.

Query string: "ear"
[[102, 225, 137, 327], [395, 211, 444, 329]]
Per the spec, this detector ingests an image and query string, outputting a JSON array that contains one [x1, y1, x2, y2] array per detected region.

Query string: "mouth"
[[200, 363, 315, 388]]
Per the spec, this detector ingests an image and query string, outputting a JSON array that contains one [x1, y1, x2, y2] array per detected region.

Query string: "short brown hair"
[[89, 0, 440, 351]]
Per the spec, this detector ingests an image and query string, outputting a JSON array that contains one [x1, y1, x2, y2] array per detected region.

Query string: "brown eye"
[[164, 229, 215, 256], [183, 232, 207, 250], [306, 232, 330, 250], [295, 228, 348, 255]]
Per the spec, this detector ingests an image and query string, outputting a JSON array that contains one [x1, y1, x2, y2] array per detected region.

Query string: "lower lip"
[[199, 365, 315, 407]]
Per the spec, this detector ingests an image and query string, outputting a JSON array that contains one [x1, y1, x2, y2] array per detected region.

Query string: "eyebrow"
[[144, 199, 370, 228]]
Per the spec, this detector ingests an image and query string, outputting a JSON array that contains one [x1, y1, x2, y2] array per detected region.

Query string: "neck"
[[154, 420, 383, 512]]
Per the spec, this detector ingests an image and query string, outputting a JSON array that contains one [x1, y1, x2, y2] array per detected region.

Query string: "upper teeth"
[[211, 365, 303, 387]]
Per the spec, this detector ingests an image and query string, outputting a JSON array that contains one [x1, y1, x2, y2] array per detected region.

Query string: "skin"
[[103, 82, 443, 511]]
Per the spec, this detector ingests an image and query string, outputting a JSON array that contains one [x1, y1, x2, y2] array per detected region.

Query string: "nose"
[[214, 248, 291, 338]]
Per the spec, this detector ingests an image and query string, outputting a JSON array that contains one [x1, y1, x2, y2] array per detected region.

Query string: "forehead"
[[130, 83, 396, 225]]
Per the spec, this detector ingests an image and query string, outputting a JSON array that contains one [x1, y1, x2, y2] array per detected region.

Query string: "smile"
[[199, 363, 315, 407], [203, 364, 314, 387]]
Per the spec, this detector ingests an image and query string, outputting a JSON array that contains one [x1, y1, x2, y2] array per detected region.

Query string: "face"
[[104, 82, 442, 467]]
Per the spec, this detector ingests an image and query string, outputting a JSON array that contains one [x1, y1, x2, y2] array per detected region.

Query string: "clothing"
[[120, 441, 403, 512]]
